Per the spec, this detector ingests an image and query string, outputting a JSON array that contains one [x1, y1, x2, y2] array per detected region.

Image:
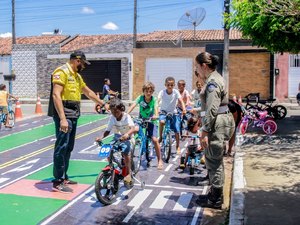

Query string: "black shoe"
[[197, 175, 210, 186], [196, 187, 223, 209], [196, 197, 222, 209], [64, 179, 78, 185], [52, 183, 73, 193]]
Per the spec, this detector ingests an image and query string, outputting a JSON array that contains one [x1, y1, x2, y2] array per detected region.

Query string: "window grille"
[[289, 54, 300, 67]]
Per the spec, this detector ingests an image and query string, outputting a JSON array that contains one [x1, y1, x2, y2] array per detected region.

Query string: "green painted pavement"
[[0, 114, 107, 153], [1, 160, 107, 225], [27, 160, 107, 184], [0, 194, 67, 225]]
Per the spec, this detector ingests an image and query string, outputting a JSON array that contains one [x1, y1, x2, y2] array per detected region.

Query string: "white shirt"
[[106, 112, 135, 135], [158, 89, 181, 113]]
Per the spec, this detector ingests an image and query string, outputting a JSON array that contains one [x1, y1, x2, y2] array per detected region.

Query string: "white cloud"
[[81, 7, 95, 14], [102, 22, 119, 31], [0, 32, 12, 38]]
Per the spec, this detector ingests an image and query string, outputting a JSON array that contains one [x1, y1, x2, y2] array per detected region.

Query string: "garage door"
[[146, 58, 193, 96], [288, 54, 300, 97], [81, 60, 121, 99]]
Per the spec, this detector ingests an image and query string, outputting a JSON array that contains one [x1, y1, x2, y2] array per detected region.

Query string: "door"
[[81, 60, 121, 99], [288, 54, 300, 97], [145, 58, 193, 96]]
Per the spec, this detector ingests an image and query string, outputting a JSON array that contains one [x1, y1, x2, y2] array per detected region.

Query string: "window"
[[290, 54, 300, 67]]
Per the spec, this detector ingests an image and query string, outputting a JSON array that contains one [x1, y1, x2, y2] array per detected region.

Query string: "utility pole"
[[12, 0, 16, 44], [133, 0, 137, 48], [223, 0, 230, 93]]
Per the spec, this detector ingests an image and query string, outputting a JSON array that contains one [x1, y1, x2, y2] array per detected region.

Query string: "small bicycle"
[[95, 139, 144, 205], [132, 117, 155, 174], [239, 106, 277, 135], [180, 135, 203, 175], [0, 100, 16, 130], [95, 92, 120, 114], [160, 110, 175, 163]]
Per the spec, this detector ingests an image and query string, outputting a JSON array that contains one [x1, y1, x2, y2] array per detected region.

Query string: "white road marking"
[[191, 207, 202, 225], [134, 183, 202, 191], [50, 138, 56, 142], [1, 158, 40, 175], [123, 189, 152, 223], [32, 121, 39, 124], [149, 190, 172, 209], [19, 123, 29, 127], [0, 177, 10, 184], [83, 192, 97, 203], [173, 192, 193, 211], [164, 164, 173, 172], [112, 187, 132, 205], [78, 144, 97, 154], [172, 155, 179, 162], [40, 185, 95, 225], [154, 174, 164, 184]]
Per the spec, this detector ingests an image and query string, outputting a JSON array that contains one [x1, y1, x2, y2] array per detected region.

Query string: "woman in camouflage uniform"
[[195, 52, 235, 209]]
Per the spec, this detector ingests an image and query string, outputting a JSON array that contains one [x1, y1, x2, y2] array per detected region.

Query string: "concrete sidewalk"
[[230, 110, 300, 225]]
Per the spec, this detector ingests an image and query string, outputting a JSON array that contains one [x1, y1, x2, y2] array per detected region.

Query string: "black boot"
[[196, 187, 223, 209]]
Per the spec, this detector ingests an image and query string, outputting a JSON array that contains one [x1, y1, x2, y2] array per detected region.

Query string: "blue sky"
[[0, 0, 224, 37]]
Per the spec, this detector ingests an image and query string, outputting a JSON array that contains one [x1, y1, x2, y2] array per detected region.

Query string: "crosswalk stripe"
[[164, 164, 173, 172], [123, 189, 152, 223], [154, 174, 164, 184], [149, 190, 173, 209], [0, 178, 10, 184], [173, 192, 193, 211], [112, 187, 132, 205]]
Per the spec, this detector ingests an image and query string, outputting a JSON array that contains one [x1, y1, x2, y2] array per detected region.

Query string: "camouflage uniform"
[[200, 71, 235, 189]]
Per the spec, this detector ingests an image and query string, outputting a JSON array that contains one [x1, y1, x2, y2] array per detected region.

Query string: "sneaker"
[[64, 179, 78, 185], [52, 183, 73, 193]]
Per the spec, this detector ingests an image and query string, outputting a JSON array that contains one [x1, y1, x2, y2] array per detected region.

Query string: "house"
[[133, 30, 273, 100]]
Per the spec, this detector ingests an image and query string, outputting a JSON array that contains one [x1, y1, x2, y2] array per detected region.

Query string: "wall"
[[229, 52, 271, 99], [133, 48, 271, 100], [274, 53, 289, 100]]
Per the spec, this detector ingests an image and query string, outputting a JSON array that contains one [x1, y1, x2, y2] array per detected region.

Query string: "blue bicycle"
[[0, 100, 15, 130], [132, 117, 155, 174], [160, 111, 175, 163]]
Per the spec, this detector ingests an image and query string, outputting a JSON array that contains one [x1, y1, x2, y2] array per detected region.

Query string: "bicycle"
[[132, 117, 155, 174], [95, 139, 145, 205], [244, 93, 287, 120], [95, 92, 120, 114], [179, 134, 204, 175], [160, 110, 175, 163], [0, 100, 15, 130], [239, 106, 277, 135]]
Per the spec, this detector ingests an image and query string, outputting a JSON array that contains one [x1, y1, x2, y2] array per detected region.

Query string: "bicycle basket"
[[187, 144, 198, 154]]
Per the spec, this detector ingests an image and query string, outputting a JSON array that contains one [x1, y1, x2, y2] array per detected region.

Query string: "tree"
[[228, 0, 300, 53]]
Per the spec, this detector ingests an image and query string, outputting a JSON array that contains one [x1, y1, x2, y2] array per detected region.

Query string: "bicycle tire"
[[165, 132, 172, 163], [95, 171, 119, 205], [132, 139, 142, 175], [273, 105, 287, 120], [263, 119, 277, 135], [190, 158, 195, 175], [6, 111, 15, 127], [145, 139, 151, 167]]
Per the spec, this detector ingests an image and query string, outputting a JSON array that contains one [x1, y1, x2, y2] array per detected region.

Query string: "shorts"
[[113, 134, 133, 155], [159, 113, 181, 133], [103, 95, 110, 103], [137, 122, 158, 138], [0, 106, 8, 114]]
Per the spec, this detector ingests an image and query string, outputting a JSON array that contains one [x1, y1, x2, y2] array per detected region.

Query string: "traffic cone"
[[238, 95, 242, 104], [35, 95, 43, 114], [15, 100, 23, 119]]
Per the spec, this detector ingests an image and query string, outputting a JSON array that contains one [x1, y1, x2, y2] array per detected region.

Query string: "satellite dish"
[[177, 7, 206, 39]]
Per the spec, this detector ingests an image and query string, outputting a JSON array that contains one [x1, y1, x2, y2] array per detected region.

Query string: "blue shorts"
[[137, 122, 158, 138], [159, 113, 181, 133], [112, 135, 132, 155]]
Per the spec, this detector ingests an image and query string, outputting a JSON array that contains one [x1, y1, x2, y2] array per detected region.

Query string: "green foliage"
[[228, 0, 300, 53]]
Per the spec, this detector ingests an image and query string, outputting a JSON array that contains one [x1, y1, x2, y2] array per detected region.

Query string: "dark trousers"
[[53, 117, 78, 183]]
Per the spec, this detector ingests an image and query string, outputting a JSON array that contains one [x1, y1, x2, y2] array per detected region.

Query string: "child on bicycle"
[[96, 98, 138, 187], [158, 77, 186, 155], [0, 84, 18, 128], [127, 81, 164, 170]]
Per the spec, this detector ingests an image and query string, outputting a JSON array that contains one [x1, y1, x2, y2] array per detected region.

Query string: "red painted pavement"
[[0, 179, 90, 200]]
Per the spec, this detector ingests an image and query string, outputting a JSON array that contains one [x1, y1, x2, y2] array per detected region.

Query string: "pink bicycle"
[[239, 107, 277, 135]]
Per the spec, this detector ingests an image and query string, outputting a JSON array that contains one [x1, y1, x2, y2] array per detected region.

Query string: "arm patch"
[[206, 82, 218, 93]]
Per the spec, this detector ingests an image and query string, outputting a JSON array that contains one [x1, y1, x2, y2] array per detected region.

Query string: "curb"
[[229, 148, 246, 225]]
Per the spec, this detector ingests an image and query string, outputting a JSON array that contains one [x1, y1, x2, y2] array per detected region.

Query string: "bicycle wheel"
[[132, 139, 142, 175], [273, 105, 287, 120], [95, 171, 119, 205], [6, 111, 15, 127], [163, 132, 172, 163], [239, 120, 248, 135], [145, 139, 151, 167], [263, 119, 277, 135]]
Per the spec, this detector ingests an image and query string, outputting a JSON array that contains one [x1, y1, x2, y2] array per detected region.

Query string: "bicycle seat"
[[257, 110, 268, 119]]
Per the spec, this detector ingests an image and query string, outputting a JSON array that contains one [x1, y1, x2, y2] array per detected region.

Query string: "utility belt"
[[62, 100, 81, 119], [200, 105, 230, 117]]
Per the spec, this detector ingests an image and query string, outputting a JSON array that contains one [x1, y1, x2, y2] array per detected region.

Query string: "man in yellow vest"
[[48, 51, 104, 193], [0, 84, 18, 128]]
